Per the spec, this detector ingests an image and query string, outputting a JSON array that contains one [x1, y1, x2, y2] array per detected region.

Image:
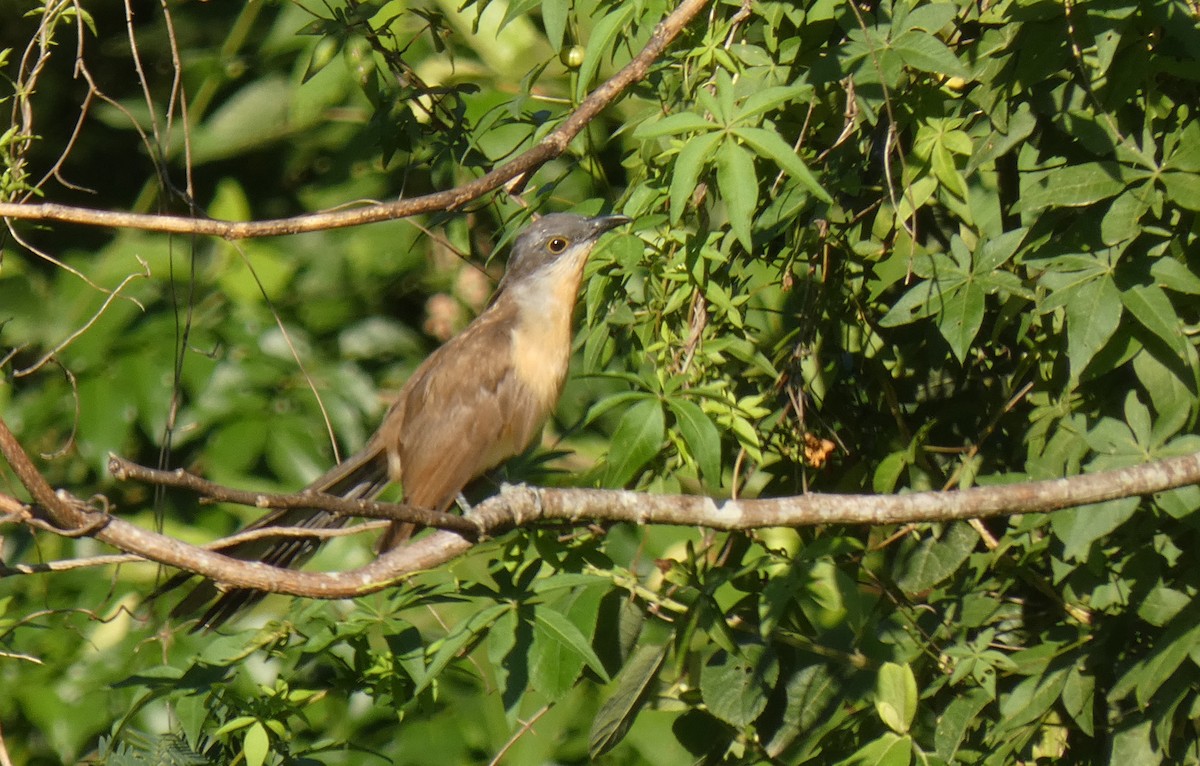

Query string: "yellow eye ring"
[[547, 237, 569, 254]]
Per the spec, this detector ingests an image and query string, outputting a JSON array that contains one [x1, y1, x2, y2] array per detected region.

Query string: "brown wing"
[[382, 298, 551, 513]]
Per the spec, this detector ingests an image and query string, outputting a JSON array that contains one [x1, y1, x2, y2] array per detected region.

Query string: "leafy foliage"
[[3, 0, 1200, 763]]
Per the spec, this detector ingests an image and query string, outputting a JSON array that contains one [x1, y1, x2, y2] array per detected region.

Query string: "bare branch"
[[6, 400, 1200, 601], [0, 0, 712, 240], [107, 454, 479, 535]]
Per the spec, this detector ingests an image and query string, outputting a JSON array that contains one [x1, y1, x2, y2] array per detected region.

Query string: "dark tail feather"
[[153, 444, 390, 632]]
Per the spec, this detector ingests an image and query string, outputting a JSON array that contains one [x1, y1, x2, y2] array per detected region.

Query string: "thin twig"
[[108, 455, 479, 534], [14, 259, 150, 376], [0, 520, 387, 576], [487, 704, 553, 766]]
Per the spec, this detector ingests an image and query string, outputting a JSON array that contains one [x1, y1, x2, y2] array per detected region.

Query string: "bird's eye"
[[547, 236, 569, 254]]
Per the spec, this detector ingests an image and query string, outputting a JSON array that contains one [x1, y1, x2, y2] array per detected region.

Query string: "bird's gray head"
[[500, 213, 630, 289]]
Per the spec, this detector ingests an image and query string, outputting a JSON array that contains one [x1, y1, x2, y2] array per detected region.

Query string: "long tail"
[[153, 443, 389, 631]]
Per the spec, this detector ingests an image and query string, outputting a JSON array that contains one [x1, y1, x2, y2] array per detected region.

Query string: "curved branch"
[[6, 391, 1200, 599], [0, 0, 710, 239]]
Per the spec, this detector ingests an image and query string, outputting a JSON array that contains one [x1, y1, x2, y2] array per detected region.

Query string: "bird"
[[162, 212, 631, 630]]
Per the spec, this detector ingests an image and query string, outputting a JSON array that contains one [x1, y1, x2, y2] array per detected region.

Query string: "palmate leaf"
[[934, 688, 992, 762], [1101, 186, 1152, 245], [1162, 171, 1200, 211], [734, 83, 813, 124]]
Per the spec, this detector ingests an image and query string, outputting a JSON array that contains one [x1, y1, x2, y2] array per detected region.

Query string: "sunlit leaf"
[[716, 140, 759, 251], [602, 398, 665, 487], [667, 397, 722, 485]]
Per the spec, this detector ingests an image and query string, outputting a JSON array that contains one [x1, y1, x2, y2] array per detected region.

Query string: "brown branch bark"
[[0, 0, 710, 239], [6, 400, 1200, 600]]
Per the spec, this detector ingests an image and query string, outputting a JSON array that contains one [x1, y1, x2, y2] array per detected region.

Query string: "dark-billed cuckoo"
[[165, 212, 630, 629]]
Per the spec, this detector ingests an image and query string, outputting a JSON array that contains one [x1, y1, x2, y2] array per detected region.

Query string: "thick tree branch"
[[0, 0, 710, 239], [5, 399, 1200, 599]]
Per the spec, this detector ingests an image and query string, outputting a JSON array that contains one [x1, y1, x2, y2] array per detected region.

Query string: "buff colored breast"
[[508, 251, 590, 412]]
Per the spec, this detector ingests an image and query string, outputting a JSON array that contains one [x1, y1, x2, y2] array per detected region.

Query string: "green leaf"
[[1112, 600, 1200, 706], [934, 688, 991, 762], [873, 451, 909, 493], [1101, 186, 1152, 245], [670, 131, 722, 222], [734, 83, 812, 124], [893, 522, 978, 596], [997, 666, 1068, 731], [414, 603, 509, 695], [1110, 719, 1162, 766], [533, 606, 610, 693], [732, 126, 831, 202], [190, 78, 293, 163], [712, 68, 736, 125], [716, 140, 759, 251], [1120, 284, 1187, 357], [938, 280, 985, 362], [589, 643, 667, 758], [632, 112, 719, 140], [541, 0, 569, 51], [899, 3, 959, 33], [242, 722, 269, 766], [1165, 121, 1200, 172], [931, 140, 967, 197], [1064, 275, 1122, 381], [844, 732, 913, 766], [667, 398, 722, 485], [1050, 497, 1139, 561], [213, 716, 257, 738], [875, 662, 918, 734], [700, 643, 779, 728], [1137, 585, 1191, 627], [1151, 257, 1200, 295], [1061, 666, 1095, 736], [576, 3, 636, 98], [878, 278, 947, 327], [890, 29, 968, 78], [1020, 162, 1127, 212], [1163, 171, 1200, 211], [974, 228, 1028, 274], [603, 398, 665, 486], [967, 103, 1037, 174], [765, 663, 843, 757]]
